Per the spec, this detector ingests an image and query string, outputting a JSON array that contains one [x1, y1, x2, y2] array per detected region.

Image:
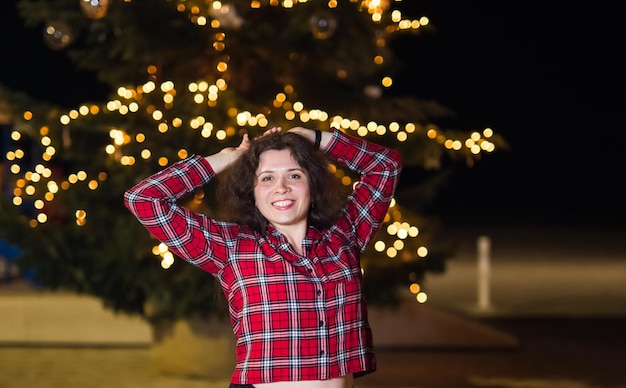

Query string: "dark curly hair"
[[216, 131, 344, 234]]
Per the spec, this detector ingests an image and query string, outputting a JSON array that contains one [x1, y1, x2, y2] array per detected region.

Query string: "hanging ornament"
[[42, 20, 74, 50], [364, 85, 382, 99], [80, 0, 110, 19], [209, 3, 243, 30], [308, 10, 337, 40]]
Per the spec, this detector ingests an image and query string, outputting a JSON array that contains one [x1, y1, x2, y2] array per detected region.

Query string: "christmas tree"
[[0, 0, 504, 324]]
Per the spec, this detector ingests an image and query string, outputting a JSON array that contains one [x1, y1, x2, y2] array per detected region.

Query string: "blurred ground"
[[1, 224, 625, 387]]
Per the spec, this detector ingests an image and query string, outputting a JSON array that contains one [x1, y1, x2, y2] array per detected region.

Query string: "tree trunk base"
[[151, 316, 236, 380]]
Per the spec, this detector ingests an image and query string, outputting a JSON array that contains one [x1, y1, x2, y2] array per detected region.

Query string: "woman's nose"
[[274, 177, 288, 193]]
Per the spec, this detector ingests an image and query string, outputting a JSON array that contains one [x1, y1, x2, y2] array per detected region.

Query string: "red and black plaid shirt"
[[124, 128, 401, 384]]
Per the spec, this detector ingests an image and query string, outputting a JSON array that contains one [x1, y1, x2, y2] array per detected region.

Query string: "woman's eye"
[[289, 173, 301, 179]]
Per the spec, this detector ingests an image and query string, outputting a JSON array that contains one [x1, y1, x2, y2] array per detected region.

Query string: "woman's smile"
[[272, 199, 295, 209]]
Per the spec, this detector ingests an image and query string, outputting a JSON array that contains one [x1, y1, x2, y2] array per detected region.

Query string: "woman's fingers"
[[255, 126, 282, 140], [237, 133, 251, 151]]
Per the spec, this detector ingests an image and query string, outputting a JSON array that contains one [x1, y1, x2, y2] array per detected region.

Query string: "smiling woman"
[[124, 126, 402, 387]]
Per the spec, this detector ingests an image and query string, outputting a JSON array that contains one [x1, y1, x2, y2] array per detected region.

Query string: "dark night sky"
[[396, 1, 626, 228], [1, 1, 624, 229]]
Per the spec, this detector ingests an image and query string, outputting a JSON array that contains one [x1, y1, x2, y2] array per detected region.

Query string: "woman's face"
[[254, 149, 311, 232]]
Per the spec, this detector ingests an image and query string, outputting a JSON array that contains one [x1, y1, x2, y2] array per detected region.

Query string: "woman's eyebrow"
[[257, 167, 304, 175]]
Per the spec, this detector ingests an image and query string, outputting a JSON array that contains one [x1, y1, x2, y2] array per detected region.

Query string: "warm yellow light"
[[143, 81, 156, 93], [417, 246, 428, 258], [121, 156, 136, 165], [47, 181, 58, 193], [393, 240, 404, 250], [409, 283, 420, 294], [161, 81, 174, 92]]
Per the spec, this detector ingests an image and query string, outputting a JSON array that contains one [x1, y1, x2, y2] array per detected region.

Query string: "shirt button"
[[319, 320, 324, 327], [316, 290, 322, 296], [319, 350, 325, 355], [307, 268, 313, 273]]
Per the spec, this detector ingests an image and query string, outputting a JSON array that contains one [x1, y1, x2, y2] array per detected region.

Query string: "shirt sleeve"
[[324, 128, 402, 253], [123, 155, 235, 274]]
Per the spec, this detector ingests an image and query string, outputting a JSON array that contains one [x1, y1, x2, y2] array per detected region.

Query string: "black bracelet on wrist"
[[314, 129, 322, 149]]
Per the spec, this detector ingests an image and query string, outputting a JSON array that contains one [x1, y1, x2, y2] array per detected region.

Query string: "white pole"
[[477, 235, 491, 311]]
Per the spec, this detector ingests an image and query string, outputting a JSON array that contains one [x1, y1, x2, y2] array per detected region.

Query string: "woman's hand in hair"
[[204, 132, 252, 174], [288, 127, 331, 151], [255, 126, 282, 140]]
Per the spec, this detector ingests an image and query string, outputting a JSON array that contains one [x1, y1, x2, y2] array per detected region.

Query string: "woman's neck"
[[272, 224, 306, 256]]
